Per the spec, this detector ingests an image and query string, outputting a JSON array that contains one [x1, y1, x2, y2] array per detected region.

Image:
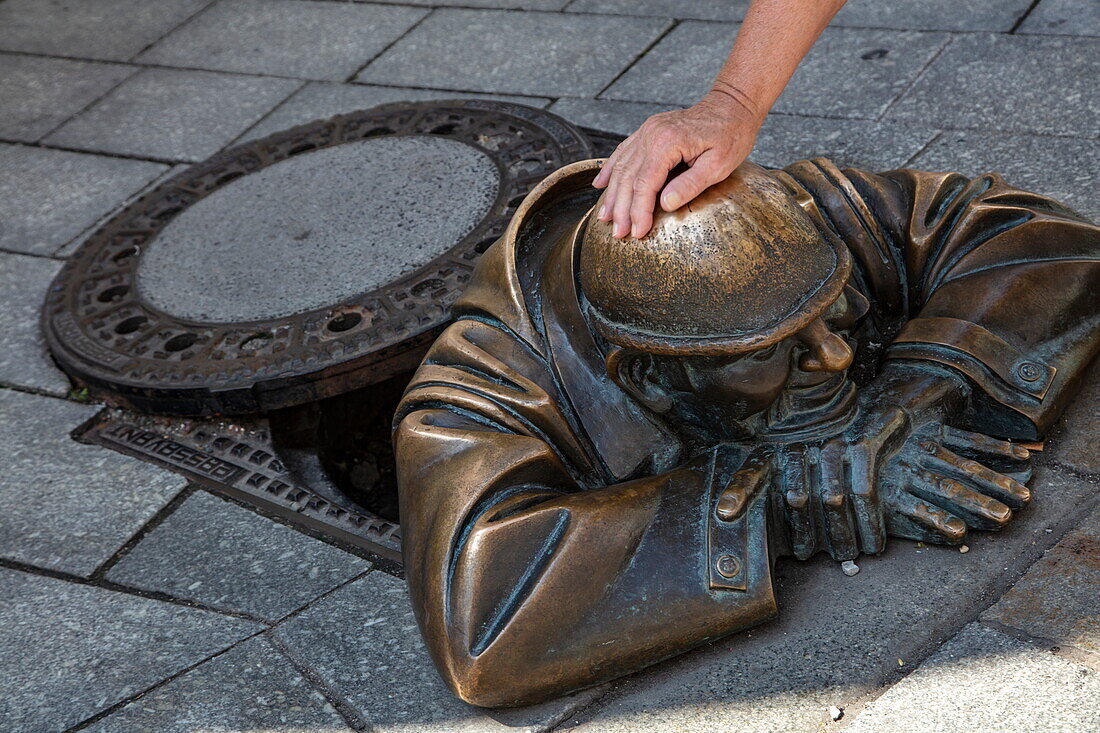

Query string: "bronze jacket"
[[394, 158, 1100, 707]]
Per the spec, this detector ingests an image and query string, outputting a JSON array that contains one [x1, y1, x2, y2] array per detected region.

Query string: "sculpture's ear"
[[606, 347, 675, 414]]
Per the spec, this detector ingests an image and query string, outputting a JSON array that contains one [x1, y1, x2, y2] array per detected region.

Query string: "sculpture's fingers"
[[906, 468, 1013, 531], [940, 425, 1031, 463], [778, 445, 816, 560], [844, 408, 907, 555], [818, 440, 859, 561], [887, 491, 967, 545], [716, 450, 771, 521], [920, 441, 1031, 510]]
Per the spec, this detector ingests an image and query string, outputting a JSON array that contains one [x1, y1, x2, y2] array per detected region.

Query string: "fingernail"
[[663, 193, 679, 210], [1012, 445, 1030, 459], [598, 205, 607, 220]]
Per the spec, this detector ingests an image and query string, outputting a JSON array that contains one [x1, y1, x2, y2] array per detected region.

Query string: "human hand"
[[769, 365, 1031, 561], [591, 89, 763, 240]]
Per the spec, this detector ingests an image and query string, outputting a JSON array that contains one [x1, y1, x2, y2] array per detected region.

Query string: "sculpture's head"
[[580, 161, 864, 442]]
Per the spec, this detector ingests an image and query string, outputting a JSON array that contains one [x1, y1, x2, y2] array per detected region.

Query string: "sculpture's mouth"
[[760, 369, 857, 442]]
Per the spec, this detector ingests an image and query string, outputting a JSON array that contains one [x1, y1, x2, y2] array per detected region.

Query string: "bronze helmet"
[[579, 161, 851, 356]]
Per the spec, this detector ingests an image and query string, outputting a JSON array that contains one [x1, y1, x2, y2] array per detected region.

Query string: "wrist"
[[702, 81, 767, 129]]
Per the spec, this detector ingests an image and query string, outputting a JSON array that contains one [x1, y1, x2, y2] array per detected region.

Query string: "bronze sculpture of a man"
[[393, 156, 1100, 707]]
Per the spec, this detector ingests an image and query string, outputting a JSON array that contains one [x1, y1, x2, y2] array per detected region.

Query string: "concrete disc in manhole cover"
[[44, 100, 598, 415]]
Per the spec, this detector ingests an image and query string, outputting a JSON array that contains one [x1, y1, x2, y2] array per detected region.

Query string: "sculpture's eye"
[[750, 343, 779, 361]]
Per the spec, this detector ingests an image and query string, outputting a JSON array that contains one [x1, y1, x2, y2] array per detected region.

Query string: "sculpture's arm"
[[781, 158, 1100, 440], [394, 321, 776, 707]]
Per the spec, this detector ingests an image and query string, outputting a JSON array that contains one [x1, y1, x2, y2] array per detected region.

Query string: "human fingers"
[[905, 466, 1013, 531], [596, 142, 632, 221], [939, 425, 1031, 464], [818, 440, 859, 561], [919, 441, 1031, 510], [716, 450, 771, 521], [610, 149, 643, 239], [628, 149, 682, 238], [594, 137, 631, 191], [660, 149, 734, 212], [886, 491, 968, 544], [777, 444, 817, 560]]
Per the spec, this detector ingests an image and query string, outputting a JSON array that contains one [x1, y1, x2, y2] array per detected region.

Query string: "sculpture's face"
[[625, 291, 860, 442], [687, 292, 855, 409]]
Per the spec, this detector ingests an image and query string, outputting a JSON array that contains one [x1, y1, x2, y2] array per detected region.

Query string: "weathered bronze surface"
[[393, 155, 1100, 707]]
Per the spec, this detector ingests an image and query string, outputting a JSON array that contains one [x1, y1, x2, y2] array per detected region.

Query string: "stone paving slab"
[[0, 143, 166, 256], [911, 129, 1100, 222], [0, 389, 186, 576], [887, 33, 1100, 138], [106, 490, 371, 621], [0, 0, 211, 62], [55, 164, 191, 259], [0, 53, 136, 142], [0, 254, 69, 396], [1043, 360, 1100, 475], [569, 466, 1098, 732], [751, 115, 937, 171], [83, 636, 353, 733], [392, 0, 570, 8], [546, 99, 938, 172], [138, 0, 428, 82], [1020, 0, 1100, 38], [844, 623, 1100, 732], [831, 0, 1033, 32], [238, 82, 550, 143], [604, 22, 948, 120], [358, 9, 672, 98], [548, 97, 679, 136], [983, 505, 1100, 660], [274, 570, 601, 732], [44, 67, 301, 161], [567, 0, 749, 22], [0, 567, 261, 733]]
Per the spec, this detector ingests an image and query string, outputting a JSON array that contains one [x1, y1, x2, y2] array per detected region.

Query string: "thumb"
[[659, 151, 736, 211]]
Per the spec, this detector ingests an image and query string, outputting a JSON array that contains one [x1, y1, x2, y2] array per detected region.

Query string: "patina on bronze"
[[394, 156, 1100, 707]]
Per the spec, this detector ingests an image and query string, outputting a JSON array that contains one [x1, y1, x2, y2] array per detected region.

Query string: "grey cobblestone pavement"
[[0, 1, 1097, 731]]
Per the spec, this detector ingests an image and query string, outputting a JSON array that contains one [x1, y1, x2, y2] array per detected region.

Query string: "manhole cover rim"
[[44, 100, 595, 415]]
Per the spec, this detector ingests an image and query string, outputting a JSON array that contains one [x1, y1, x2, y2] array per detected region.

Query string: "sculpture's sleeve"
[[394, 317, 776, 707], [781, 158, 1100, 440]]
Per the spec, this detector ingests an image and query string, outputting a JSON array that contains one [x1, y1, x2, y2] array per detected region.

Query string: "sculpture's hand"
[[774, 364, 1031, 561], [591, 90, 762, 240]]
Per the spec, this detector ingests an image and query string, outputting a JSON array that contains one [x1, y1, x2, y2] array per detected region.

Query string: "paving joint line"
[[344, 6, 435, 83], [0, 245, 68, 261], [1009, 0, 1044, 34], [980, 618, 1100, 672], [63, 625, 272, 733], [595, 18, 681, 100], [902, 130, 945, 167], [124, 0, 221, 63], [88, 484, 197, 581], [266, 632, 373, 732], [0, 136, 186, 164], [0, 382, 92, 404], [0, 554, 270, 624], [875, 32, 953, 123]]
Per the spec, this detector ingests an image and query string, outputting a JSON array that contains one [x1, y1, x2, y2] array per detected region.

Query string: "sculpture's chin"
[[760, 370, 857, 442]]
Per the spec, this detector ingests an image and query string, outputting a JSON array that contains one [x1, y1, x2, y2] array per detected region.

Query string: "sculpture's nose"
[[797, 318, 854, 372]]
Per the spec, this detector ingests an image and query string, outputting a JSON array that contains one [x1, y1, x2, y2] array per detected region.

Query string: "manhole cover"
[[44, 100, 597, 416]]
